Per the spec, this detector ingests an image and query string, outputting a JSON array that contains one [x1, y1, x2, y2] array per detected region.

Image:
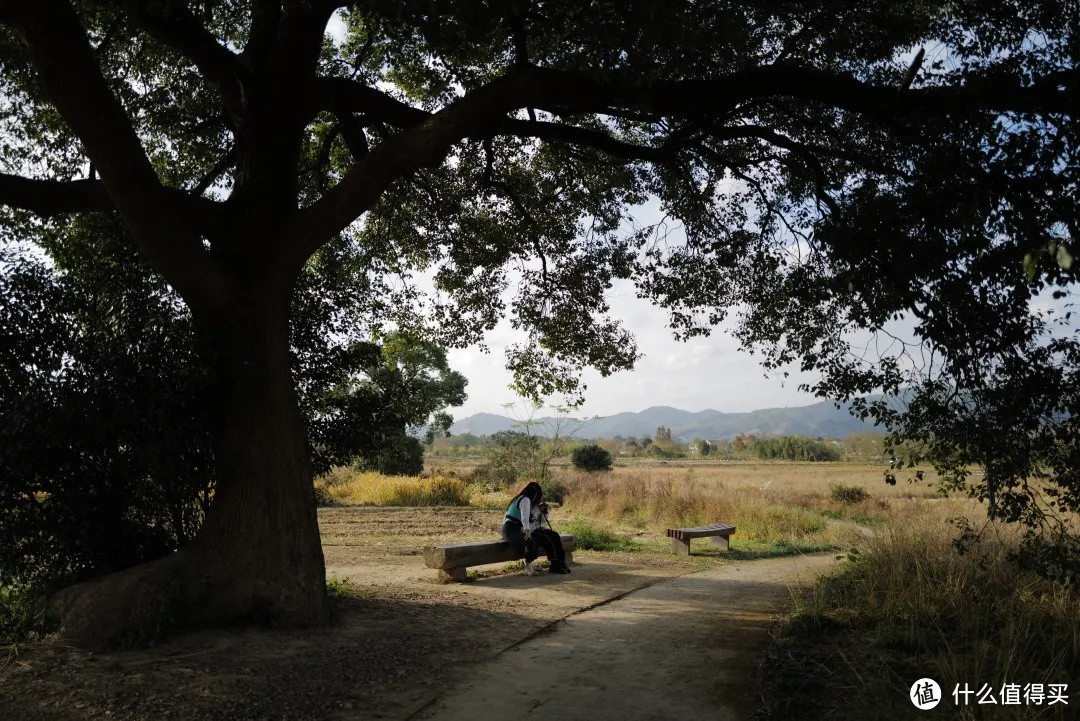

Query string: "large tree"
[[0, 213, 465, 600], [0, 1, 1076, 645]]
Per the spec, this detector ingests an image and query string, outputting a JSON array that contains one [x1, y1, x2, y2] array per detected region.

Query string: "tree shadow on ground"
[[0, 589, 538, 721]]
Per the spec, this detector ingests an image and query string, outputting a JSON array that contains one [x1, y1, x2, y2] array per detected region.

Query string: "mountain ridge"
[[448, 399, 878, 440]]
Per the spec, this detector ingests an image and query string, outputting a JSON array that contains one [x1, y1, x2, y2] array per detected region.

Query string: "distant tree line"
[[750, 436, 841, 462], [431, 430, 895, 463]]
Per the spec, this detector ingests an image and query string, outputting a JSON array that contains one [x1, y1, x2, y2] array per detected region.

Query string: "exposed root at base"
[[47, 547, 329, 651]]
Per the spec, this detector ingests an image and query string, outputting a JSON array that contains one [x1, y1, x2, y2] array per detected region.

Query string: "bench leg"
[[709, 534, 731, 551], [564, 552, 573, 565], [671, 538, 690, 556], [438, 567, 468, 583]]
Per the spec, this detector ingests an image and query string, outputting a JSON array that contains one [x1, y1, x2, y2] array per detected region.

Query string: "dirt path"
[[412, 554, 836, 721]]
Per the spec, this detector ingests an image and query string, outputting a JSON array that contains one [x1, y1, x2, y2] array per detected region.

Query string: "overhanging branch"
[[0, 175, 114, 215], [287, 60, 1079, 272], [3, 0, 230, 311]]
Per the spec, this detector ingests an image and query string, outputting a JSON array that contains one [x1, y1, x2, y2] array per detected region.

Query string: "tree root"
[[47, 546, 328, 651]]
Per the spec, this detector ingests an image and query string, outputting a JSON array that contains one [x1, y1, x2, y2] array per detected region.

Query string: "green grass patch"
[[734, 505, 826, 541], [560, 519, 643, 551], [726, 538, 837, 560], [820, 510, 881, 526], [325, 575, 353, 599]]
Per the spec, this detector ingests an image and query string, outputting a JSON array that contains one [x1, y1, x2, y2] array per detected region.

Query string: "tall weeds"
[[315, 469, 472, 507], [761, 514, 1080, 720], [556, 467, 880, 545]]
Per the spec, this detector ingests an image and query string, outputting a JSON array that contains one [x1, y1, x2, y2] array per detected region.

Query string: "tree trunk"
[[49, 287, 329, 649]]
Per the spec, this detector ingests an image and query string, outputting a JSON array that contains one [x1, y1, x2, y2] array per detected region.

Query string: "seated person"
[[501, 481, 571, 575]]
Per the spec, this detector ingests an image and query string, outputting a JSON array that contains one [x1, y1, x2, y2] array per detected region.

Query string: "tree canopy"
[[0, 0, 1077, 644]]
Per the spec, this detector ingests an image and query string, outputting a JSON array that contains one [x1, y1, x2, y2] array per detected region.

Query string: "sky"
[[443, 198, 823, 418], [446, 287, 822, 419]]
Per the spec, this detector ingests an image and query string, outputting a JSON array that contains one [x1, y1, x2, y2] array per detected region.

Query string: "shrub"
[[325, 576, 352, 599], [541, 478, 568, 504], [0, 584, 48, 643], [571, 443, 613, 472], [355, 434, 424, 476], [468, 463, 518, 492], [830, 484, 870, 505], [313, 485, 339, 507]]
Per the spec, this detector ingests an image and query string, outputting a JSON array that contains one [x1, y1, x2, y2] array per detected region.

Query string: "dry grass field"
[[318, 459, 1079, 718], [317, 459, 957, 556]]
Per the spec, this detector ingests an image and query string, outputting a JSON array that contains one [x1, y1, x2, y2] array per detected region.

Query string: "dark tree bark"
[[49, 278, 328, 648], [192, 286, 328, 626]]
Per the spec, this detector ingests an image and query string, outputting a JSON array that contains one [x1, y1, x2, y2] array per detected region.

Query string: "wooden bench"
[[665, 524, 735, 555], [423, 534, 578, 582]]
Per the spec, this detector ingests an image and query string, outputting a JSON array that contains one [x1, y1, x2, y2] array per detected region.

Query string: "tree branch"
[[287, 60, 1079, 271], [192, 148, 237, 196], [114, 0, 246, 118], [0, 174, 114, 214], [3, 0, 229, 311], [900, 48, 926, 90], [284, 70, 540, 267], [311, 76, 430, 128], [517, 64, 1080, 120], [496, 118, 672, 162]]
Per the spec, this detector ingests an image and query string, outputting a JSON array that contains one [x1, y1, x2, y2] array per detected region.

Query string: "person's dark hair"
[[515, 481, 543, 503]]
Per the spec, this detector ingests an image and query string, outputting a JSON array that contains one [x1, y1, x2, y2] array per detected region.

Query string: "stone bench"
[[423, 534, 578, 582], [665, 524, 736, 555]]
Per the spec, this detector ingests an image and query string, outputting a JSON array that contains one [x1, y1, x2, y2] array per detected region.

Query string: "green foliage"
[[570, 443, 613, 472], [474, 430, 541, 489], [691, 439, 711, 457], [751, 436, 841, 462], [645, 442, 686, 460], [325, 576, 352, 600], [0, 584, 48, 643], [560, 519, 641, 552], [0, 223, 212, 589], [354, 434, 425, 476], [2, 0, 1079, 590], [829, 484, 870, 505]]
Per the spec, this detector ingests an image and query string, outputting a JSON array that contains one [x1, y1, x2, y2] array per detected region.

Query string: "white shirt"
[[517, 497, 541, 533]]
